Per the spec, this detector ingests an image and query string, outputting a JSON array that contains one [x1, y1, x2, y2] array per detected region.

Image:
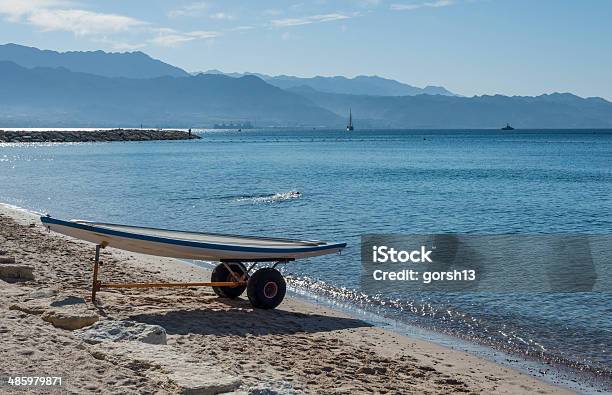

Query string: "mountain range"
[[0, 43, 188, 79], [288, 86, 612, 129], [1, 43, 612, 128], [199, 69, 456, 96], [0, 61, 340, 127]]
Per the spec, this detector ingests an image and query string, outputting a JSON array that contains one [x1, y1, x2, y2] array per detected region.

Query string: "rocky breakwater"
[[0, 128, 200, 143]]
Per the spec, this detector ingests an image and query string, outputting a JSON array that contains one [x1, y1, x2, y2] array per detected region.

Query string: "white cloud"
[[390, 0, 454, 11], [271, 13, 351, 27], [27, 9, 145, 35], [358, 0, 382, 7], [390, 3, 421, 10], [168, 2, 235, 21], [230, 25, 255, 31], [262, 9, 283, 16], [0, 0, 219, 48], [0, 0, 145, 35], [0, 0, 67, 21], [169, 2, 208, 17], [168, 2, 209, 18], [92, 37, 146, 51], [110, 42, 146, 51], [149, 30, 220, 47], [209, 12, 234, 20], [428, 0, 454, 7]]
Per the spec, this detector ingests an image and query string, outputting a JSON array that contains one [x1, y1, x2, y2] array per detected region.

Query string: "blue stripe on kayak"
[[40, 216, 347, 255]]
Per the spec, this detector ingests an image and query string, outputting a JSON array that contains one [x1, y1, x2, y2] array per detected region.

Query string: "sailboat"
[[346, 108, 354, 131]]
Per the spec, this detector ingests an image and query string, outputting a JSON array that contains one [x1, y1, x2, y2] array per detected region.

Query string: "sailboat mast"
[[347, 108, 354, 131]]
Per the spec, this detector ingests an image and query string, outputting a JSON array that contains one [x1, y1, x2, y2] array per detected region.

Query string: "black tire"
[[211, 263, 247, 299], [247, 268, 286, 309]]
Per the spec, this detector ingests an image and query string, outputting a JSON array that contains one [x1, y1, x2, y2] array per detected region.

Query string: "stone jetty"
[[0, 128, 200, 143]]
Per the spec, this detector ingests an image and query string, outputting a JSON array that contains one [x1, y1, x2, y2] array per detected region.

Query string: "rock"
[[0, 256, 15, 264], [0, 281, 30, 299], [245, 382, 301, 395], [41, 309, 99, 330], [0, 129, 200, 143], [0, 264, 34, 280], [9, 300, 49, 315], [10, 294, 84, 315], [247, 386, 280, 395], [74, 320, 167, 345], [9, 292, 99, 330], [356, 366, 376, 375], [29, 288, 60, 299], [90, 342, 241, 395]]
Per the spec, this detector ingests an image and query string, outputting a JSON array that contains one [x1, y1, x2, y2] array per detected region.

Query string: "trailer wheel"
[[211, 263, 247, 299], [247, 268, 286, 309]]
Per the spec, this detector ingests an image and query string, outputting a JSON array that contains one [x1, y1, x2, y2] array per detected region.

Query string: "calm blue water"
[[1, 129, 610, 382]]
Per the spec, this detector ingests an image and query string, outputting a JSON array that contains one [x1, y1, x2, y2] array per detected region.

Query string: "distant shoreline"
[[0, 128, 200, 143]]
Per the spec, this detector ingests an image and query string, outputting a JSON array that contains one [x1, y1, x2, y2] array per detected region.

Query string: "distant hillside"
[[2, 43, 611, 129], [289, 86, 612, 129], [0, 61, 341, 127], [0, 43, 189, 79], [199, 70, 456, 97], [266, 75, 456, 96]]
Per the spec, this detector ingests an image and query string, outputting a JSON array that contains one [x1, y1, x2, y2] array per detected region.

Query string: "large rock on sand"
[[74, 320, 167, 345], [41, 309, 99, 330], [10, 294, 85, 315], [91, 342, 241, 395], [10, 294, 99, 330], [0, 264, 34, 280]]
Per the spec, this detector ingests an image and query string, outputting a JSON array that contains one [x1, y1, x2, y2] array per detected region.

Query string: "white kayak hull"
[[40, 216, 346, 261]]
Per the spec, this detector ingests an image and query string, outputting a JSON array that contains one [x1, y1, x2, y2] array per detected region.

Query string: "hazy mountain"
[[288, 86, 612, 129], [0, 43, 189, 79], [2, 42, 610, 129], [0, 61, 341, 127], [197, 69, 268, 79], [198, 70, 456, 97], [1, 43, 456, 96], [266, 75, 456, 96]]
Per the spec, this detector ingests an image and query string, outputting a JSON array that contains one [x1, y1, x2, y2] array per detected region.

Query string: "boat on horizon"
[[501, 123, 515, 130], [346, 108, 354, 131]]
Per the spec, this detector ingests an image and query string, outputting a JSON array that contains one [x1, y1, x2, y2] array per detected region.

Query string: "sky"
[[0, 0, 611, 99]]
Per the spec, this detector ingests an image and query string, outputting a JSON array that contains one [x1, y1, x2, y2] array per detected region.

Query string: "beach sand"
[[0, 203, 574, 394]]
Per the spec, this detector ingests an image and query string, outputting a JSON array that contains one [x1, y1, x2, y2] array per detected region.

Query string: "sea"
[[1, 129, 610, 391]]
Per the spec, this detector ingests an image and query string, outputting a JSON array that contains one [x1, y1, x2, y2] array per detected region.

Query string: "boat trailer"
[[90, 242, 293, 309]]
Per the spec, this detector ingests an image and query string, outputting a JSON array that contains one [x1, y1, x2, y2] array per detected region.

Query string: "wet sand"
[[0, 203, 574, 394]]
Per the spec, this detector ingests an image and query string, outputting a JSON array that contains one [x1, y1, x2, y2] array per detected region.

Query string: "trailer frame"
[[90, 243, 293, 303]]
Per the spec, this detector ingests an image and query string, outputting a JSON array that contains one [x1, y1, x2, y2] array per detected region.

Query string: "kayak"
[[40, 216, 346, 261]]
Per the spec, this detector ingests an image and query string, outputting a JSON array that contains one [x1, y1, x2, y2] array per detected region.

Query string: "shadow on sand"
[[127, 298, 371, 336]]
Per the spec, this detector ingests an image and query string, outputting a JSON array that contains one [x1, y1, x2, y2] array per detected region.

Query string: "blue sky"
[[1, 0, 611, 99]]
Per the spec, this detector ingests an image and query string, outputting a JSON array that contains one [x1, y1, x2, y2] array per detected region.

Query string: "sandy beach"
[[0, 203, 574, 394]]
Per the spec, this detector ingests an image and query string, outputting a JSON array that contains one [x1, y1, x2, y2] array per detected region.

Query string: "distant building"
[[213, 121, 254, 129]]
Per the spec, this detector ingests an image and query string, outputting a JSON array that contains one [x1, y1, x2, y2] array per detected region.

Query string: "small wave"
[[235, 191, 302, 204], [283, 273, 612, 380]]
